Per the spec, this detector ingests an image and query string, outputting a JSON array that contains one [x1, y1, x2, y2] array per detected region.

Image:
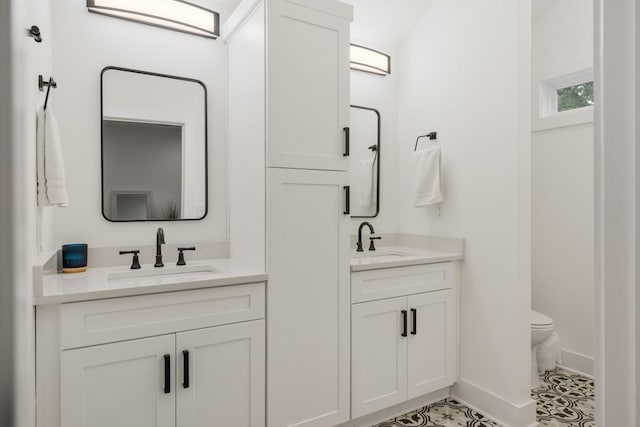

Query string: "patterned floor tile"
[[373, 398, 500, 427], [532, 368, 595, 427], [373, 368, 594, 427]]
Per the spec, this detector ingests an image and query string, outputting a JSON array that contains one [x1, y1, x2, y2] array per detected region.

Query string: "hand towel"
[[411, 145, 442, 207], [357, 158, 376, 208], [36, 106, 69, 207]]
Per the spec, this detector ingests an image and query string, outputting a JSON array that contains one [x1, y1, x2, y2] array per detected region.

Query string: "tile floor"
[[373, 368, 595, 427], [533, 368, 595, 427]]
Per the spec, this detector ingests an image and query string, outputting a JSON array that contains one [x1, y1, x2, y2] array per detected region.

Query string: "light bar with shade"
[[87, 0, 220, 39], [350, 44, 391, 76]]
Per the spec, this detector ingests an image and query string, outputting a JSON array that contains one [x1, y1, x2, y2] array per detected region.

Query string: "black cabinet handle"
[[343, 127, 350, 157], [163, 354, 171, 394], [182, 350, 190, 389], [343, 186, 350, 215], [411, 308, 417, 335], [401, 310, 408, 337]]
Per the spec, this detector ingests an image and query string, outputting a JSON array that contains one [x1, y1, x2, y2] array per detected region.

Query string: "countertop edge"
[[35, 273, 269, 305], [350, 254, 464, 272]]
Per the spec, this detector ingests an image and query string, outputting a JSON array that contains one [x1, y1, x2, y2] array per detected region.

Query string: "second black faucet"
[[357, 221, 381, 252]]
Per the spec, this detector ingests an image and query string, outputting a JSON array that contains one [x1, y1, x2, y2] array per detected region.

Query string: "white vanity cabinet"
[[37, 283, 266, 427], [350, 263, 458, 419]]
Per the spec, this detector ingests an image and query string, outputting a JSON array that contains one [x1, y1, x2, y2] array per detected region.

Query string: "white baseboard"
[[451, 379, 538, 427], [336, 388, 450, 427], [559, 349, 594, 378]]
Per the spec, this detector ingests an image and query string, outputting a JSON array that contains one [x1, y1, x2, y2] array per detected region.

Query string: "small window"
[[539, 68, 594, 118], [557, 81, 594, 112]]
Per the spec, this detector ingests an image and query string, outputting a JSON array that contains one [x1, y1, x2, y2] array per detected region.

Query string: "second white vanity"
[[347, 241, 463, 424]]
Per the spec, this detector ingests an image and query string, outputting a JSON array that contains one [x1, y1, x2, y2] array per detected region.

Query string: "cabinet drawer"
[[60, 283, 265, 349], [351, 263, 456, 303]]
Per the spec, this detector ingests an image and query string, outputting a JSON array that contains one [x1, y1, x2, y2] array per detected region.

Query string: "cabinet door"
[[267, 168, 350, 427], [351, 297, 408, 418], [60, 335, 175, 427], [176, 320, 265, 427], [267, 0, 352, 171], [407, 289, 457, 399]]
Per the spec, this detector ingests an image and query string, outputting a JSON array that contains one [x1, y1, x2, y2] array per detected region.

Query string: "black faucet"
[[154, 227, 165, 267], [357, 221, 381, 252]]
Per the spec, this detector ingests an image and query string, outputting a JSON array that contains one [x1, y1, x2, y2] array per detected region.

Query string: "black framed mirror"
[[350, 105, 380, 218], [101, 67, 208, 222]]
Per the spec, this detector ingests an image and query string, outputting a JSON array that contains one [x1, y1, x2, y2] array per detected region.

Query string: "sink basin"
[[351, 251, 410, 259], [108, 265, 221, 282], [351, 250, 416, 264]]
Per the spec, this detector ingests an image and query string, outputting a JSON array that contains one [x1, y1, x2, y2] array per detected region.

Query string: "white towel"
[[36, 106, 68, 207], [411, 145, 442, 207], [357, 158, 376, 208]]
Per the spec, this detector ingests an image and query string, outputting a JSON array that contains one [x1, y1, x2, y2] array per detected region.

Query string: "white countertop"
[[350, 245, 463, 272], [35, 258, 268, 305]]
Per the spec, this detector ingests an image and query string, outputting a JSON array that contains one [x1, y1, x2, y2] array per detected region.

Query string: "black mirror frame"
[[350, 104, 381, 219], [100, 66, 208, 222]]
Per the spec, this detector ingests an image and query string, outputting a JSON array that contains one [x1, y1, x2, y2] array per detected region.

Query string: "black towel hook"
[[39, 75, 57, 110], [27, 25, 42, 43]]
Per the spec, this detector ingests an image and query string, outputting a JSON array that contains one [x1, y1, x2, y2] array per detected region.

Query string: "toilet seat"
[[530, 310, 554, 329]]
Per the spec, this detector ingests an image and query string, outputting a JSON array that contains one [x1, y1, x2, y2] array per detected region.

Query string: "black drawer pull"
[[411, 308, 417, 335], [343, 127, 350, 157], [343, 186, 350, 215], [163, 354, 171, 394], [401, 310, 408, 337], [182, 350, 190, 389]]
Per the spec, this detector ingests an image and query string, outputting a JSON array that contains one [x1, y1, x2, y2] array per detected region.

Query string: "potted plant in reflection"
[[162, 201, 180, 220]]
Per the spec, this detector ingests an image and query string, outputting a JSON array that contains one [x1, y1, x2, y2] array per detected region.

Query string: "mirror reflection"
[[349, 105, 380, 218], [101, 67, 207, 221]]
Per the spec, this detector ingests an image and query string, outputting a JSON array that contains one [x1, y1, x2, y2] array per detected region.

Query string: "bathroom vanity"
[[34, 258, 267, 427], [348, 244, 463, 423]]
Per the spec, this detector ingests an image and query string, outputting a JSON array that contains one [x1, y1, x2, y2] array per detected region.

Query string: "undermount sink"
[[108, 265, 221, 282], [351, 250, 416, 264], [351, 250, 411, 259]]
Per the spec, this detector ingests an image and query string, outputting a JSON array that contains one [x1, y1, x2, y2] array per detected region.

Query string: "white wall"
[[50, 0, 230, 248], [395, 0, 534, 424], [531, 0, 594, 374], [6, 0, 54, 425]]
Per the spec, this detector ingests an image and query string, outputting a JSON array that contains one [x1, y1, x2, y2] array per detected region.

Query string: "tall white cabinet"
[[226, 1, 352, 426]]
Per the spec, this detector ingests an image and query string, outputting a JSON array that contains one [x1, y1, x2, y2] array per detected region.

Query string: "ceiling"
[[214, 0, 434, 51], [341, 0, 434, 50]]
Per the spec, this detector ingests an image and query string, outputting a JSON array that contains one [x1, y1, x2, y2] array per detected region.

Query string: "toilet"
[[530, 309, 555, 388]]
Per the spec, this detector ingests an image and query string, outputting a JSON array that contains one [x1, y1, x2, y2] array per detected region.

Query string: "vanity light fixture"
[[350, 44, 391, 76], [87, 0, 220, 39]]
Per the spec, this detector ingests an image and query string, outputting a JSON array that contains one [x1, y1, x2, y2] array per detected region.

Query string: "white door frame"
[[594, 0, 638, 425]]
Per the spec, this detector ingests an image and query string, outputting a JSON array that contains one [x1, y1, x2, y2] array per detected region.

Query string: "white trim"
[[532, 106, 593, 132], [336, 388, 450, 427], [594, 0, 639, 424], [559, 349, 594, 378], [451, 379, 538, 427]]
